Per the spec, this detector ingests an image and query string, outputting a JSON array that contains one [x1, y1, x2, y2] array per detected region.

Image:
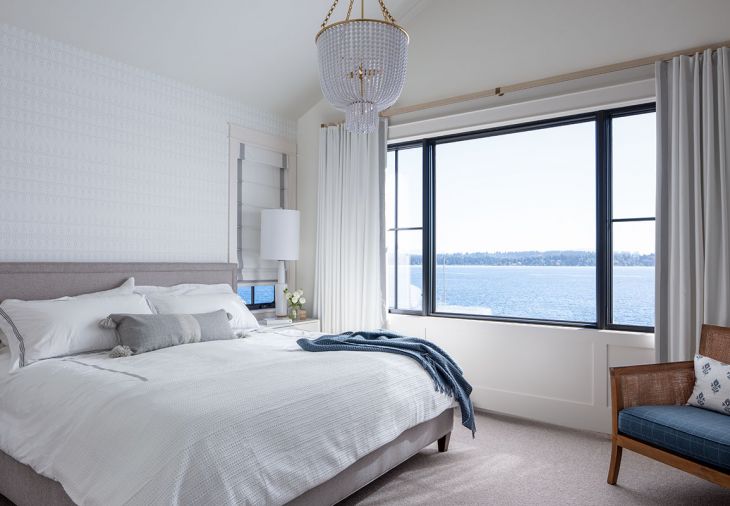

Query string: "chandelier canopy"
[[316, 0, 409, 133]]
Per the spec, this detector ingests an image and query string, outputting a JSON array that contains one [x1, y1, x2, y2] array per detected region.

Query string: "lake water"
[[404, 265, 654, 327], [237, 285, 275, 306]]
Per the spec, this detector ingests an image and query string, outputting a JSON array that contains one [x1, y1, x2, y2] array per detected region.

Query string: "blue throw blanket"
[[297, 330, 476, 435]]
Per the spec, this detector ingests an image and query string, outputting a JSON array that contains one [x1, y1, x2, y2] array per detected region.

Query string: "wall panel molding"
[[388, 313, 655, 433]]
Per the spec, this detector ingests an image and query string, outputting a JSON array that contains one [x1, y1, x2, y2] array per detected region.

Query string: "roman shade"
[[238, 143, 288, 282]]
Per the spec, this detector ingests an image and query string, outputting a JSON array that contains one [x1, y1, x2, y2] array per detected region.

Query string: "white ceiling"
[[305, 0, 730, 124], [4, 0, 730, 122], [398, 0, 730, 110], [0, 0, 430, 119]]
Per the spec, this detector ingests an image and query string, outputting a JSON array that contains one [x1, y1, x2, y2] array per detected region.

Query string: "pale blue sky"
[[387, 112, 656, 255]]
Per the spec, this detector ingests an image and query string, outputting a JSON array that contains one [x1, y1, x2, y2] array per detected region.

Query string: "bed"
[[0, 262, 455, 506]]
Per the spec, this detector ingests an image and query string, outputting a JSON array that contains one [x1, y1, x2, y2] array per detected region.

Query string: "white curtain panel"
[[656, 47, 730, 362], [314, 122, 386, 333]]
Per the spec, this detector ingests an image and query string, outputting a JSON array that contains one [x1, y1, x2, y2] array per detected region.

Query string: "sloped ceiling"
[[397, 0, 730, 109], [4, 0, 730, 121], [0, 0, 431, 119]]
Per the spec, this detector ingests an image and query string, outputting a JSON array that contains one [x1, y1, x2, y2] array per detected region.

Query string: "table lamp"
[[260, 209, 300, 317]]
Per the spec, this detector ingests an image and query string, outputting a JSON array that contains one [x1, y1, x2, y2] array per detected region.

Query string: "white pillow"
[[0, 293, 152, 371], [0, 277, 134, 349], [135, 283, 233, 296], [687, 354, 730, 415], [146, 293, 259, 331], [81, 277, 135, 297]]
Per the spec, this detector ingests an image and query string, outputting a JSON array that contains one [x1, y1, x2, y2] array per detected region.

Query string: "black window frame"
[[387, 102, 656, 333], [237, 283, 275, 310], [387, 144, 426, 312], [603, 105, 657, 331]]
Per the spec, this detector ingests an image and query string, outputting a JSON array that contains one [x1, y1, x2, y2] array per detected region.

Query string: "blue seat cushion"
[[619, 405, 730, 471]]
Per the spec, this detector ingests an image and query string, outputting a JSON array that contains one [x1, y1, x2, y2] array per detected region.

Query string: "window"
[[237, 284, 276, 310], [435, 121, 596, 322], [386, 103, 656, 331], [386, 146, 423, 311], [609, 111, 656, 328]]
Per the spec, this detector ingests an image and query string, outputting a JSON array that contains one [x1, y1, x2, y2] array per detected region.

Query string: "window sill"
[[251, 308, 276, 317], [387, 309, 654, 334]]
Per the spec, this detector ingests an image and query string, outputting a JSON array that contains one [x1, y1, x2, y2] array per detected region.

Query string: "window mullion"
[[394, 149, 399, 310], [596, 111, 610, 329], [423, 140, 434, 316]]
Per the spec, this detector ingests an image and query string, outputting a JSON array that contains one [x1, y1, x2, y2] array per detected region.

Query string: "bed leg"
[[437, 432, 451, 453]]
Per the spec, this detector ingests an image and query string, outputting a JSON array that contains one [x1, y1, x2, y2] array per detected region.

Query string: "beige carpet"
[[340, 411, 730, 506]]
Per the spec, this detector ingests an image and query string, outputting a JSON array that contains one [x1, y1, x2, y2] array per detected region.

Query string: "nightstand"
[[287, 318, 321, 332], [259, 318, 321, 333]]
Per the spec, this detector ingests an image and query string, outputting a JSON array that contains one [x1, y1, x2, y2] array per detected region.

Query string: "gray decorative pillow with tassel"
[[100, 310, 235, 356]]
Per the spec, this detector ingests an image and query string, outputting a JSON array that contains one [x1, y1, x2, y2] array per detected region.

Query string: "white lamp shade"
[[260, 209, 300, 261]]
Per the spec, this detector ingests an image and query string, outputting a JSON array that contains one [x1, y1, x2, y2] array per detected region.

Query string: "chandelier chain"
[[320, 0, 340, 28], [378, 0, 396, 23], [322, 0, 397, 28]]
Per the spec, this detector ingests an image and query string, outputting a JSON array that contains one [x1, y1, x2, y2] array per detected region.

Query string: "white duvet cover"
[[0, 330, 453, 506]]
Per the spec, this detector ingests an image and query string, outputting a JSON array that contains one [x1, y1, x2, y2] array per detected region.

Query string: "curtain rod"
[[381, 39, 730, 118], [320, 122, 343, 128]]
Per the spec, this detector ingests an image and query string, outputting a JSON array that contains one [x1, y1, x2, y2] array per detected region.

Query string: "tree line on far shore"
[[406, 250, 655, 267]]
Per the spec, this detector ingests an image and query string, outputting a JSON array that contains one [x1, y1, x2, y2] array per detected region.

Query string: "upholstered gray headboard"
[[0, 263, 238, 301]]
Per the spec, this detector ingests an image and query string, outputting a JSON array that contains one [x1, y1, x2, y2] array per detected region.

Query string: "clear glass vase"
[[288, 306, 299, 321]]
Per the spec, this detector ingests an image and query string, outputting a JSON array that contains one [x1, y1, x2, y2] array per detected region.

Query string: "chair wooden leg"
[[607, 440, 623, 485], [437, 432, 451, 453]]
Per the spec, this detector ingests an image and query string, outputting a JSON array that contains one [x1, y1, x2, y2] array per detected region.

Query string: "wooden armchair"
[[608, 324, 730, 488]]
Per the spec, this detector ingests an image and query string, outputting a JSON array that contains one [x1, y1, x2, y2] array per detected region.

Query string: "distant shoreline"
[[426, 264, 653, 268], [407, 250, 655, 267]]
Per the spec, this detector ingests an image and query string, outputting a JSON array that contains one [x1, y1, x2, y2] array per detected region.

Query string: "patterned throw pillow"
[[688, 354, 730, 415]]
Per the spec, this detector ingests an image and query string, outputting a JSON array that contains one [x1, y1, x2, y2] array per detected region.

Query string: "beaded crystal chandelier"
[[316, 0, 409, 133]]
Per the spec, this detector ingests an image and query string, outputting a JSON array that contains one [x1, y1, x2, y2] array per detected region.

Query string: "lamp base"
[[274, 260, 287, 317], [274, 282, 288, 317]]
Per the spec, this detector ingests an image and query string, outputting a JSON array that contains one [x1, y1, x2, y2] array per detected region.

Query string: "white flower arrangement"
[[283, 288, 306, 309]]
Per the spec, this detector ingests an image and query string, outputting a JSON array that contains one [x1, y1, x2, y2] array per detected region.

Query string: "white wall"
[[295, 100, 341, 312], [0, 23, 296, 263], [387, 316, 654, 433]]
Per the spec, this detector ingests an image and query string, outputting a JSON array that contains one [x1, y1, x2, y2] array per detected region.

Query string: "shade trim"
[[315, 18, 409, 43]]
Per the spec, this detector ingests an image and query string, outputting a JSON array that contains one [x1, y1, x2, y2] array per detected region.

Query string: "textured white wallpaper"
[[0, 23, 296, 262]]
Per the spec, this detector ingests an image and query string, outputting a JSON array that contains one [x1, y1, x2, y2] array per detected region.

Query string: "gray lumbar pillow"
[[101, 310, 235, 355]]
